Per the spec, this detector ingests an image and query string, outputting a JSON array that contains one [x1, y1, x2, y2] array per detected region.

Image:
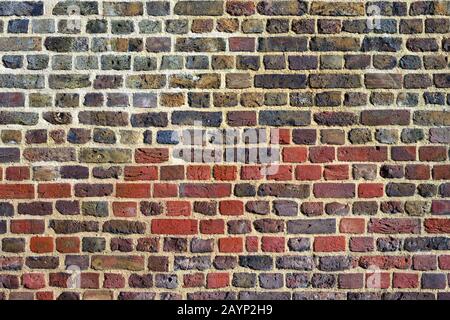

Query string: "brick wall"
[[0, 0, 449, 300]]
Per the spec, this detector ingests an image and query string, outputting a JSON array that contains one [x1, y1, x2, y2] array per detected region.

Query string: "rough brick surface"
[[0, 0, 449, 300]]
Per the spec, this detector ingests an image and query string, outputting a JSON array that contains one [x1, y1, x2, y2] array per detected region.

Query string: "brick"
[[393, 273, 419, 289], [135, 148, 169, 163], [258, 37, 308, 52], [287, 219, 336, 234], [314, 236, 346, 252], [3, 72, 41, 89], [338, 147, 388, 162], [91, 255, 144, 271], [311, 37, 360, 51], [255, 75, 307, 89], [151, 219, 198, 235], [310, 74, 360, 88], [11, 219, 45, 234], [340, 218, 365, 234], [339, 273, 364, 289], [368, 218, 421, 234], [30, 236, 54, 253], [259, 111, 310, 126], [17, 201, 52, 216], [313, 183, 355, 198], [180, 184, 231, 198], [38, 183, 71, 199], [219, 200, 244, 216], [310, 2, 365, 16], [358, 183, 384, 198], [0, 184, 34, 199]]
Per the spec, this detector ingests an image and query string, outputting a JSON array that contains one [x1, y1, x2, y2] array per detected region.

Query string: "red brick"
[[213, 165, 237, 181], [226, 1, 256, 16], [5, 166, 30, 181], [314, 236, 346, 252], [323, 165, 349, 180], [349, 237, 374, 252], [116, 183, 151, 198], [135, 148, 169, 163], [124, 166, 158, 181], [38, 183, 71, 198], [413, 255, 437, 271], [337, 146, 388, 162], [36, 292, 54, 300], [340, 218, 365, 234], [30, 236, 54, 253], [207, 272, 229, 289], [56, 237, 80, 253], [38, 183, 72, 199], [424, 218, 450, 233], [180, 183, 231, 198], [246, 236, 258, 252], [22, 273, 46, 290], [166, 201, 191, 216], [240, 165, 263, 180], [438, 255, 450, 270], [0, 184, 34, 199], [200, 219, 225, 234], [229, 37, 255, 51], [365, 272, 390, 289], [271, 128, 290, 144], [358, 183, 384, 198], [432, 200, 450, 215], [405, 164, 430, 180], [433, 165, 450, 179], [338, 273, 363, 289], [359, 256, 411, 270], [368, 218, 421, 234], [419, 146, 447, 161], [393, 273, 419, 288], [282, 147, 307, 163], [81, 273, 100, 289], [219, 237, 243, 253], [309, 146, 335, 163], [49, 272, 70, 288], [151, 219, 198, 235], [103, 273, 125, 289], [313, 183, 355, 198], [160, 165, 185, 180], [219, 200, 244, 215], [112, 202, 137, 217], [391, 146, 416, 161], [267, 165, 293, 181], [11, 219, 45, 234], [183, 273, 205, 288]]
